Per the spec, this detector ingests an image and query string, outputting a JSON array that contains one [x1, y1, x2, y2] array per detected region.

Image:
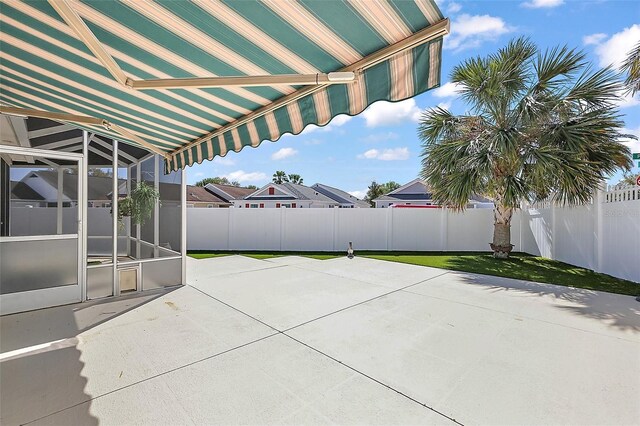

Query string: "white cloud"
[[359, 132, 399, 143], [433, 82, 462, 98], [300, 114, 352, 135], [615, 92, 640, 109], [348, 190, 367, 199], [620, 127, 640, 154], [522, 0, 563, 9], [330, 114, 352, 127], [447, 2, 462, 13], [361, 99, 421, 127], [588, 24, 640, 69], [357, 147, 410, 161], [437, 101, 452, 110], [445, 14, 514, 52], [303, 138, 323, 146], [212, 156, 235, 166], [271, 147, 298, 160], [222, 170, 267, 183], [583, 33, 607, 46]]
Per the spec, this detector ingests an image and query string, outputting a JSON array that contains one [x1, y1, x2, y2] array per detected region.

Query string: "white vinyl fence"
[[188, 186, 640, 283]]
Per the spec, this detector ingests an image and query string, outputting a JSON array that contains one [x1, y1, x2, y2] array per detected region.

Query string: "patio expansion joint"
[[399, 288, 640, 343], [22, 331, 282, 426], [280, 332, 464, 426], [190, 270, 462, 424], [281, 270, 451, 333]]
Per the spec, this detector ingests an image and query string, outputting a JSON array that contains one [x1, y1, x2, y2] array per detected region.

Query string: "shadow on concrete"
[[446, 266, 640, 333], [0, 288, 177, 425]]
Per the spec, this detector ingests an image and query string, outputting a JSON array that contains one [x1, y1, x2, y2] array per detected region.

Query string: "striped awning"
[[0, 0, 447, 172]]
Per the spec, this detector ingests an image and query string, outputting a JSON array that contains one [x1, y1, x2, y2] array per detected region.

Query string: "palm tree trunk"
[[490, 201, 513, 259]]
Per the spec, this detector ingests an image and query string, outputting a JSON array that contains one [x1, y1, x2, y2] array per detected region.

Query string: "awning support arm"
[[48, 0, 129, 86], [169, 18, 450, 159]]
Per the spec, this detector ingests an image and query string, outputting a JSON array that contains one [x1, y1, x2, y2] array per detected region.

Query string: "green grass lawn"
[[187, 251, 639, 296]]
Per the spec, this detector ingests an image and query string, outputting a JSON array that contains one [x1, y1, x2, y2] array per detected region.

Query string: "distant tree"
[[382, 181, 401, 193], [87, 168, 112, 177], [194, 177, 239, 187], [364, 181, 384, 207], [622, 41, 640, 96], [287, 174, 304, 185], [272, 171, 289, 184], [618, 173, 639, 187], [245, 184, 258, 190]]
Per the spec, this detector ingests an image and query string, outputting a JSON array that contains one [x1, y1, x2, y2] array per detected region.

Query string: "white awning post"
[[112, 138, 120, 297]]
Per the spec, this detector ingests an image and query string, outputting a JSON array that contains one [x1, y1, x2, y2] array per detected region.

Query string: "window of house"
[[276, 203, 280, 208], [259, 203, 264, 208], [268, 187, 275, 195], [245, 203, 249, 208], [292, 203, 297, 208], [250, 204, 258, 208]]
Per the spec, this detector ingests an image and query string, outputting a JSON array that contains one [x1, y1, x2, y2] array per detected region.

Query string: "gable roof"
[[11, 181, 45, 201], [186, 185, 228, 204], [311, 183, 370, 207], [205, 183, 256, 202], [387, 178, 429, 195], [243, 182, 337, 203], [20, 170, 126, 201], [280, 183, 337, 203]]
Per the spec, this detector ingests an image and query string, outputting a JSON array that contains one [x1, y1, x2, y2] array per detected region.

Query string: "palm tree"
[[419, 37, 632, 258], [272, 171, 289, 184], [287, 174, 304, 185], [622, 41, 640, 96]]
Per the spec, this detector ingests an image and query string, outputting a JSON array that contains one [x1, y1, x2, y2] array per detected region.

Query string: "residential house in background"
[[186, 185, 229, 208], [204, 183, 256, 206], [373, 179, 434, 208], [234, 182, 338, 208], [11, 170, 125, 207], [311, 183, 370, 208], [373, 178, 494, 208]]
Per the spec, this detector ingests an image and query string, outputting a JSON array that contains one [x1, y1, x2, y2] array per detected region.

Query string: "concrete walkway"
[[1, 255, 639, 425]]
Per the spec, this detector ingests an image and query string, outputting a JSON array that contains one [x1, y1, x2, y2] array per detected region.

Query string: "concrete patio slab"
[[190, 263, 407, 330], [2, 256, 639, 425], [287, 280, 640, 425], [295, 256, 446, 290], [187, 254, 281, 283], [1, 285, 275, 425], [262, 255, 321, 266], [406, 271, 640, 340], [32, 334, 454, 426]]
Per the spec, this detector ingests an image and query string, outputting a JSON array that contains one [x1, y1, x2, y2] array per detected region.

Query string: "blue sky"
[[187, 0, 640, 197]]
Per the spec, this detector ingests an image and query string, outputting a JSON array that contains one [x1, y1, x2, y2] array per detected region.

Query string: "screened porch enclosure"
[[0, 116, 186, 315]]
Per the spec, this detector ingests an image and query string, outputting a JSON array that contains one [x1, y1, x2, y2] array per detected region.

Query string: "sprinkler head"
[[347, 241, 354, 259]]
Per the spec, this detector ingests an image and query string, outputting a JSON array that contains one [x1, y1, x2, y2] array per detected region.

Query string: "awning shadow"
[[0, 287, 178, 425]]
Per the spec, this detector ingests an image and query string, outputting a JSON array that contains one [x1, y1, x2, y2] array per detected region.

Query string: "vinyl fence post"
[[594, 183, 605, 273], [440, 207, 448, 251], [386, 206, 393, 251]]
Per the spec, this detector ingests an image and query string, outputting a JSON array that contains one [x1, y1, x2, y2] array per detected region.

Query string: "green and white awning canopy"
[[0, 0, 447, 172]]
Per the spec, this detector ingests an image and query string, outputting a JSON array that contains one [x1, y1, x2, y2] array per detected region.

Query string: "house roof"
[[20, 170, 126, 201], [375, 193, 432, 201], [278, 183, 337, 203], [311, 183, 370, 207], [374, 179, 432, 202], [206, 184, 256, 202], [11, 181, 45, 201], [186, 185, 228, 204]]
